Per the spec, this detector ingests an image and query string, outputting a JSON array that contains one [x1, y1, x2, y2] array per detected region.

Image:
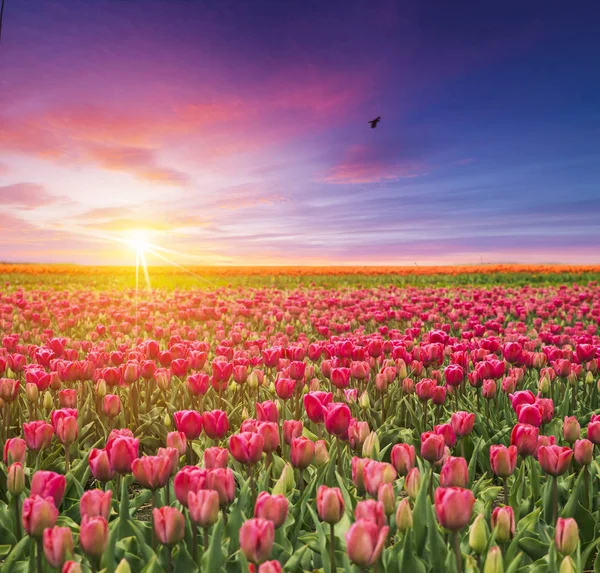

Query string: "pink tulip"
[[153, 506, 185, 546], [345, 519, 389, 568], [229, 432, 264, 465], [105, 436, 139, 474], [31, 471, 66, 508], [440, 456, 468, 488], [434, 423, 457, 448], [256, 401, 279, 423], [317, 486, 345, 524], [102, 394, 121, 418], [574, 439, 593, 466], [173, 410, 203, 440], [555, 517, 579, 555], [303, 392, 333, 423], [173, 466, 208, 506], [420, 431, 446, 463], [363, 461, 397, 497], [434, 487, 475, 530], [492, 506, 515, 543], [166, 431, 187, 456], [43, 526, 74, 568], [450, 411, 475, 436], [3, 437, 26, 465], [132, 455, 173, 490], [206, 468, 236, 507], [203, 410, 229, 440], [23, 421, 54, 451], [254, 492, 289, 528], [490, 445, 518, 478], [240, 518, 275, 564], [324, 402, 352, 437], [510, 423, 539, 457], [204, 446, 229, 469], [80, 489, 112, 520], [538, 445, 573, 476], [188, 489, 220, 528], [89, 448, 115, 482], [283, 420, 303, 445], [290, 437, 315, 469], [355, 499, 386, 528], [390, 443, 415, 476], [22, 495, 59, 538]]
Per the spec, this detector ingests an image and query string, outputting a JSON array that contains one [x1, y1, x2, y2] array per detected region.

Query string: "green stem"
[[452, 530, 462, 573], [37, 538, 43, 573], [192, 525, 198, 565], [584, 466, 590, 511], [166, 545, 173, 573], [337, 439, 343, 476], [428, 465, 434, 501], [503, 478, 508, 507], [329, 522, 336, 572], [64, 444, 70, 474], [552, 476, 558, 525], [203, 527, 209, 552], [13, 495, 21, 540], [151, 490, 157, 549]]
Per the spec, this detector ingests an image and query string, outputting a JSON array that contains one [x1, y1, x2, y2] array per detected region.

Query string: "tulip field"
[[2, 266, 600, 573]]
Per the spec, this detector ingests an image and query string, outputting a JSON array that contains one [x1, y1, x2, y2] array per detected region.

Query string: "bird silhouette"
[[368, 116, 381, 129]]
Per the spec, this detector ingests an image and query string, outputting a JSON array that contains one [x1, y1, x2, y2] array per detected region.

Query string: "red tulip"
[[482, 379, 497, 400], [256, 401, 279, 423], [444, 364, 464, 387], [31, 471, 66, 507], [229, 432, 264, 465], [132, 455, 173, 490], [415, 379, 436, 401], [283, 420, 303, 445], [363, 461, 396, 497], [290, 437, 315, 469], [331, 367, 351, 389], [303, 391, 333, 423], [345, 519, 389, 568], [587, 420, 600, 444], [275, 377, 296, 400], [102, 394, 121, 418], [54, 414, 78, 445], [434, 423, 457, 448], [431, 385, 447, 405], [43, 526, 74, 568], [166, 431, 187, 456], [420, 431, 446, 463], [489, 445, 518, 478], [22, 495, 59, 538], [186, 373, 210, 396], [188, 489, 220, 528], [324, 402, 351, 437], [106, 436, 139, 474], [491, 506, 515, 542], [23, 421, 54, 451], [0, 377, 20, 402], [355, 499, 386, 528], [434, 487, 475, 530], [80, 489, 112, 520], [536, 398, 554, 424], [173, 466, 208, 506], [204, 446, 229, 469], [254, 492, 288, 528], [255, 561, 283, 573], [450, 411, 475, 437], [173, 410, 203, 440], [257, 421, 280, 454], [510, 423, 539, 457], [89, 448, 115, 482], [240, 518, 275, 564], [516, 404, 542, 427], [153, 507, 185, 546], [509, 390, 536, 412], [538, 445, 573, 476], [390, 443, 415, 476], [3, 437, 26, 465], [563, 416, 580, 443], [440, 456, 468, 488], [352, 457, 370, 491], [574, 439, 593, 466], [317, 486, 345, 524], [203, 410, 229, 440], [206, 468, 236, 507]]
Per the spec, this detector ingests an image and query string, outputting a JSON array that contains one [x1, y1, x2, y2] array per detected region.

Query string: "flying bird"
[[368, 116, 381, 129]]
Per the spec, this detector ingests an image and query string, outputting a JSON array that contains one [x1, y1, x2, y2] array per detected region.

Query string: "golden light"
[[126, 229, 152, 255]]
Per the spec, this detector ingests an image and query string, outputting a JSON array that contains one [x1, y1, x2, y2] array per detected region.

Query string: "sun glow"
[[127, 229, 152, 254]]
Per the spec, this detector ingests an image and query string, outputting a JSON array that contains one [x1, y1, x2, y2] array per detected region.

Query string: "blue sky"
[[0, 0, 599, 264]]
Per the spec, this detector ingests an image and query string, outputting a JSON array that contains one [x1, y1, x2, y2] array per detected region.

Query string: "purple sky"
[[1, 0, 599, 265]]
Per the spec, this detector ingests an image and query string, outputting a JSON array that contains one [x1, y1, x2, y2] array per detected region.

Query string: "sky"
[[1, 0, 599, 266]]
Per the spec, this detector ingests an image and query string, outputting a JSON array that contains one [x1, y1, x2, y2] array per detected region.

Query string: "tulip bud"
[[166, 432, 187, 457], [491, 506, 514, 543], [43, 526, 74, 569], [585, 371, 594, 385], [188, 490, 220, 528], [562, 417, 580, 444], [164, 412, 172, 428], [555, 518, 579, 555], [405, 467, 421, 500], [43, 391, 54, 411], [8, 462, 25, 495], [240, 518, 275, 564], [317, 486, 345, 524], [103, 394, 121, 419], [272, 463, 296, 495], [114, 559, 132, 573], [362, 432, 380, 459], [377, 483, 395, 516], [96, 379, 107, 399], [314, 440, 329, 466], [483, 546, 504, 573], [62, 561, 83, 573], [469, 514, 489, 554], [254, 492, 289, 529], [26, 382, 39, 403], [538, 376, 550, 395], [574, 439, 593, 466], [558, 556, 577, 573], [395, 498, 413, 533], [358, 391, 370, 410]]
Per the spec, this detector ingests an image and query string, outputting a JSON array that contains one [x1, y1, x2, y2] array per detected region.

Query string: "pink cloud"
[[317, 145, 430, 184], [0, 183, 63, 210]]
